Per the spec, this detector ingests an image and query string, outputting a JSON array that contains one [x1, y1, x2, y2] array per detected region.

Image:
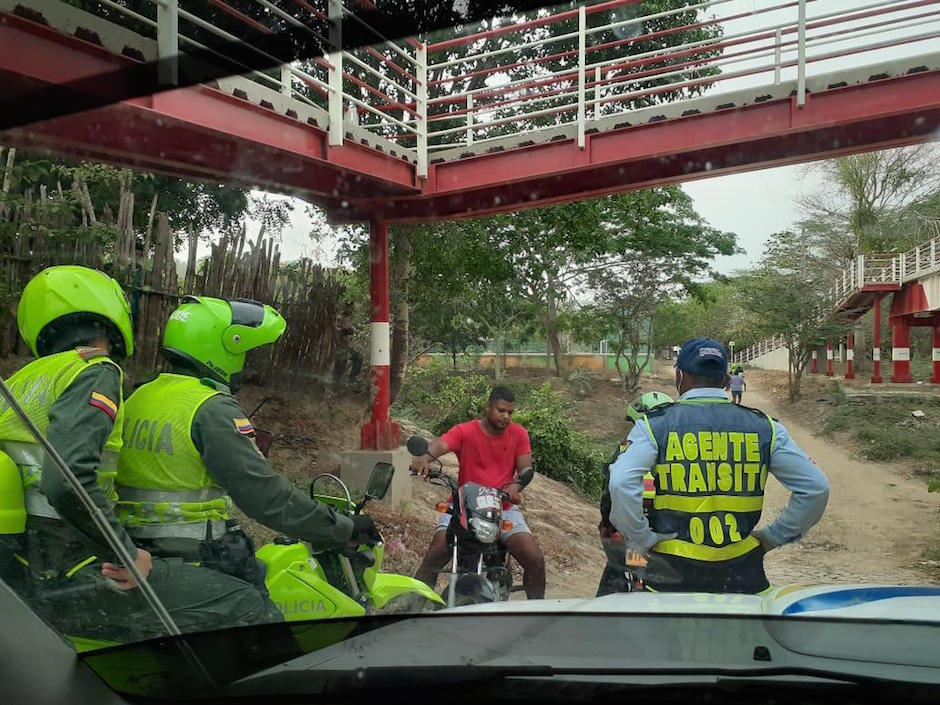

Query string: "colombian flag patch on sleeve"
[[89, 391, 118, 421], [233, 418, 254, 435]]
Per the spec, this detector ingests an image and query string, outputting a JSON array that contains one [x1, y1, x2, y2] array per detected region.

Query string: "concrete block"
[[338, 446, 413, 508]]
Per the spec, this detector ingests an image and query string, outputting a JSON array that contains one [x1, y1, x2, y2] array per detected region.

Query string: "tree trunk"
[[787, 347, 806, 402], [184, 225, 198, 294], [389, 226, 411, 403], [545, 286, 566, 376], [494, 334, 505, 381], [142, 192, 158, 264], [78, 178, 97, 225], [0, 147, 15, 220], [615, 334, 628, 395], [854, 319, 866, 373]]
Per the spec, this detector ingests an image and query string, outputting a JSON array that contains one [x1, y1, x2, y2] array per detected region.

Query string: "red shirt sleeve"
[[440, 422, 465, 454], [514, 424, 532, 459]]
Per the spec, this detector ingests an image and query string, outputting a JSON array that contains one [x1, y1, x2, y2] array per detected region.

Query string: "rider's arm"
[[600, 438, 631, 529], [511, 424, 533, 481], [42, 364, 138, 558], [607, 421, 660, 553], [755, 420, 829, 550], [192, 395, 355, 549], [425, 437, 452, 459]]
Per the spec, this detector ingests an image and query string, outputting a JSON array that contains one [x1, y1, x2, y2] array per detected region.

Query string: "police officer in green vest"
[[115, 296, 377, 588], [0, 266, 273, 642], [608, 338, 830, 593]]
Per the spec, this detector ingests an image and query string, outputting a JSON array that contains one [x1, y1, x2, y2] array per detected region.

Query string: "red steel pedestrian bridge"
[[1, 0, 939, 446], [736, 231, 940, 384]]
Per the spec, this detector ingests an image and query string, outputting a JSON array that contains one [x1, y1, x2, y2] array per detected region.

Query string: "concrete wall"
[[921, 270, 940, 311], [746, 345, 790, 371], [416, 353, 651, 372]]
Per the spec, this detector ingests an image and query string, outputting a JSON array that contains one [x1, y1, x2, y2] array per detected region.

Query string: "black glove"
[[350, 515, 382, 546]]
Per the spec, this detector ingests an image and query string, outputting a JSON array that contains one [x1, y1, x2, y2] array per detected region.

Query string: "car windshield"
[[1, 0, 939, 701]]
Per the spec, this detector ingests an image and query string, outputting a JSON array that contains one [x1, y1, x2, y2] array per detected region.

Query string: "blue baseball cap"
[[676, 338, 728, 379]]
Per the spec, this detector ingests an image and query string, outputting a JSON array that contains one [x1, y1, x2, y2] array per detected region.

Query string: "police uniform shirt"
[[608, 387, 829, 555]]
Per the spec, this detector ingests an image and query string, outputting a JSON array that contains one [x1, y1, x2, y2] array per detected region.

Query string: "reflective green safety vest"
[[0, 349, 123, 522], [116, 374, 232, 540], [644, 398, 775, 563]]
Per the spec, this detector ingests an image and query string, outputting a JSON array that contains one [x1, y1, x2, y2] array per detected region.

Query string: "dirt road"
[[747, 383, 940, 586]]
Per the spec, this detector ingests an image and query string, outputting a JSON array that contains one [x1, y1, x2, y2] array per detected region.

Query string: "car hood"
[[227, 584, 940, 696], [449, 584, 940, 621]]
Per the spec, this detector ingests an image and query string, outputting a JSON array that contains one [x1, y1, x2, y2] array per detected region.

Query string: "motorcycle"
[[257, 462, 445, 621], [597, 473, 656, 595], [406, 435, 534, 608]]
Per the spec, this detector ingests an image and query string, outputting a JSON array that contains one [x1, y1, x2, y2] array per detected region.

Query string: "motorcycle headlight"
[[469, 516, 500, 544]]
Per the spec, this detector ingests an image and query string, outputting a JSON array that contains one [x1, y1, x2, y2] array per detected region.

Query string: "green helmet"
[[162, 296, 286, 383], [17, 265, 134, 360], [626, 391, 673, 422]]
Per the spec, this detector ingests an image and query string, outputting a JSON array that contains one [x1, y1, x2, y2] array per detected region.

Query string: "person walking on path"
[[728, 370, 746, 405]]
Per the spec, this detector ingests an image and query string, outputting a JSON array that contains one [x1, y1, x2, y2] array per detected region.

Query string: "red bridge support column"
[[871, 294, 883, 384], [811, 350, 818, 374], [931, 323, 940, 385], [361, 219, 401, 450], [890, 319, 912, 383], [845, 334, 855, 379], [825, 340, 834, 377]]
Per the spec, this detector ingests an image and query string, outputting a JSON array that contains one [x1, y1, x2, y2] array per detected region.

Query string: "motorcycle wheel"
[[453, 573, 500, 605], [373, 593, 441, 614]]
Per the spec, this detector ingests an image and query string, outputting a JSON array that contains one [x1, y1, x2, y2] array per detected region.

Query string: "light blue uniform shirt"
[[608, 387, 830, 554]]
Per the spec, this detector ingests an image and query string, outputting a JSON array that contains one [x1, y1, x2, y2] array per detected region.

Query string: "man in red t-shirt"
[[412, 387, 546, 599]]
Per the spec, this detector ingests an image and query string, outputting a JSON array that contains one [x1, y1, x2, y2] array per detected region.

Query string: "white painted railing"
[[15, 0, 940, 176]]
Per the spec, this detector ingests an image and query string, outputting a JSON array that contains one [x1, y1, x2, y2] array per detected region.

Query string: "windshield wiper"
[[230, 661, 907, 699]]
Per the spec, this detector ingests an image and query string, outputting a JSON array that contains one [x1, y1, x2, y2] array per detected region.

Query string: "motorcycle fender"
[[367, 573, 445, 608], [267, 564, 365, 621]]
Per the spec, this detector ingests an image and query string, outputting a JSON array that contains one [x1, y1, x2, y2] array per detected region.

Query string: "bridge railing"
[[54, 0, 426, 171], [735, 334, 787, 364], [901, 235, 940, 282], [419, 0, 940, 155], [43, 0, 940, 174]]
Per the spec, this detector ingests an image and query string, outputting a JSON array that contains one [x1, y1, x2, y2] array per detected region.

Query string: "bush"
[[566, 368, 595, 399], [514, 384, 606, 499]]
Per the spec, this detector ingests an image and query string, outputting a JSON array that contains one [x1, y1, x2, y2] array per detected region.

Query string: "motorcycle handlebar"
[[341, 546, 376, 568]]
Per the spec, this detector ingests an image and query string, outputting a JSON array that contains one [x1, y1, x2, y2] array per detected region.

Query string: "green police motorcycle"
[[257, 462, 444, 621]]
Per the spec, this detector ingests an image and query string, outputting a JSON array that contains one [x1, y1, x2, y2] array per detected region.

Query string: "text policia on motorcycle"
[[410, 386, 547, 601], [608, 338, 830, 595], [0, 267, 274, 642]]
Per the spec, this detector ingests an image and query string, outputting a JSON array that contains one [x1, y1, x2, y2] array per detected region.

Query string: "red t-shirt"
[[440, 420, 531, 503]]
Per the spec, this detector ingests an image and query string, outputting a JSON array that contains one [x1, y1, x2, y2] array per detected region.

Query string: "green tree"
[[480, 186, 735, 377], [652, 279, 755, 353], [738, 230, 854, 401], [797, 145, 940, 368]]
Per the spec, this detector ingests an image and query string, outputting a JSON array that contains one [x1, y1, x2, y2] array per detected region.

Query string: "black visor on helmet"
[[37, 312, 127, 360], [229, 299, 265, 328]]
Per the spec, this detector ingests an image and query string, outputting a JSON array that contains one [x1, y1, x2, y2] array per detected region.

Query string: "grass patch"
[[818, 394, 940, 472]]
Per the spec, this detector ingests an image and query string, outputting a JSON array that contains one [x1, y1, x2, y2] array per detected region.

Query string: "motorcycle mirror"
[[406, 435, 429, 457], [253, 428, 275, 458], [517, 467, 535, 488], [365, 462, 395, 501]]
